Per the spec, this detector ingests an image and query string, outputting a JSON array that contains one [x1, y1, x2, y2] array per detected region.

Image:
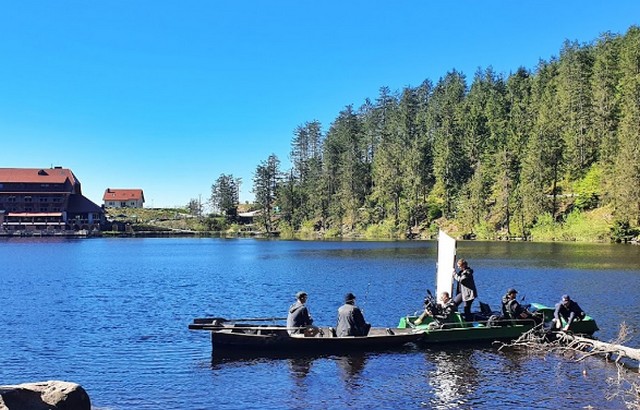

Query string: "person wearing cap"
[[287, 291, 314, 335], [501, 288, 533, 320], [336, 292, 371, 337], [452, 258, 478, 322], [553, 294, 586, 331]]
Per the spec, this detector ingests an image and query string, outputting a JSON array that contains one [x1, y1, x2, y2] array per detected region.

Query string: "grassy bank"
[[105, 207, 638, 243]]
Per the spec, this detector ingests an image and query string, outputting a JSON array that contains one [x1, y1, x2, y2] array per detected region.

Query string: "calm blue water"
[[1, 238, 639, 409]]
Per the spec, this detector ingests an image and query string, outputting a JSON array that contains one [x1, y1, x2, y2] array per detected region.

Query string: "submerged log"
[[498, 323, 640, 408], [557, 333, 640, 368], [496, 321, 640, 367]]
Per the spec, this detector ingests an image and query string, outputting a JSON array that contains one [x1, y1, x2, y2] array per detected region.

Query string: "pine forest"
[[222, 27, 640, 242]]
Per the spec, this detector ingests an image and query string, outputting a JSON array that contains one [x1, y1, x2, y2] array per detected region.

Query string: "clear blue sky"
[[1, 1, 638, 208]]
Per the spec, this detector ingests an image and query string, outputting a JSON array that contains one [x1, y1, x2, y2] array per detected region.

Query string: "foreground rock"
[[0, 381, 90, 410]]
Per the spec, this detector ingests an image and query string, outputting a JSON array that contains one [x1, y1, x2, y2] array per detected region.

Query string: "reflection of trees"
[[426, 349, 479, 409]]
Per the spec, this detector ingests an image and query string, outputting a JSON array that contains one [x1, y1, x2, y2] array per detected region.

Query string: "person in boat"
[[501, 288, 536, 321], [337, 292, 371, 337], [287, 291, 315, 335], [553, 294, 586, 331], [452, 258, 478, 322], [414, 291, 456, 326]]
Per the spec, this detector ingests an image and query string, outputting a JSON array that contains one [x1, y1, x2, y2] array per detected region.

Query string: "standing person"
[[337, 292, 371, 337], [452, 258, 478, 322], [287, 291, 314, 335], [553, 294, 586, 331]]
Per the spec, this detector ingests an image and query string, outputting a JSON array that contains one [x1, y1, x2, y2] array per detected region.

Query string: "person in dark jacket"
[[502, 288, 530, 319], [452, 258, 478, 322], [287, 291, 314, 335], [553, 294, 586, 331], [337, 293, 371, 337]]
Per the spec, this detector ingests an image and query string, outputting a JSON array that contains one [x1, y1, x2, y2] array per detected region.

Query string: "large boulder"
[[0, 381, 90, 410]]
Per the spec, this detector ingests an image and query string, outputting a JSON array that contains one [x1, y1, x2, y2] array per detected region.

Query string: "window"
[[24, 196, 32, 202]]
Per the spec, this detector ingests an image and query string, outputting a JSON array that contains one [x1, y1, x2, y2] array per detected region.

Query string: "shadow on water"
[[209, 345, 415, 370], [210, 349, 371, 393]]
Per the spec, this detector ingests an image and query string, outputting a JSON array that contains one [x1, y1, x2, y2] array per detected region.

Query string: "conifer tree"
[[253, 154, 280, 232], [612, 26, 640, 224], [210, 174, 241, 219]]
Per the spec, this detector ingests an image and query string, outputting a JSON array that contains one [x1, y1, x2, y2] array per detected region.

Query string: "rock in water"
[[0, 380, 90, 410]]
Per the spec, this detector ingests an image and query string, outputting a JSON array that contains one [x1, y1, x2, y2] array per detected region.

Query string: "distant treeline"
[[227, 26, 640, 241]]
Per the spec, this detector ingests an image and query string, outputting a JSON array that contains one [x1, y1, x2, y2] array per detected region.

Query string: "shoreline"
[[1, 229, 636, 244]]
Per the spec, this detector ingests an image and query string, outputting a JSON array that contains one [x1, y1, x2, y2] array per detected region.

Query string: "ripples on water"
[[1, 237, 638, 409]]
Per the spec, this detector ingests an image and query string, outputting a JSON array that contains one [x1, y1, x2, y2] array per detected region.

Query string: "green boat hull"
[[398, 313, 537, 344], [398, 303, 598, 344]]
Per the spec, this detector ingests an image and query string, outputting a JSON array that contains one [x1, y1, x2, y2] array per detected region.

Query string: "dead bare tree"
[[496, 322, 640, 409]]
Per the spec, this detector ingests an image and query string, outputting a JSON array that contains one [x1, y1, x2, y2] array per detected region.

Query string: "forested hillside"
[[246, 27, 640, 241]]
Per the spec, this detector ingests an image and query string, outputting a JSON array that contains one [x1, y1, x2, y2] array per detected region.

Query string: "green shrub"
[[529, 213, 557, 241], [204, 216, 227, 231], [561, 210, 609, 241], [364, 220, 399, 239], [473, 221, 496, 240], [610, 220, 640, 243], [279, 223, 295, 239], [323, 227, 341, 239]]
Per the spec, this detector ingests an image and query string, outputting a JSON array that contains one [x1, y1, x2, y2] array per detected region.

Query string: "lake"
[[1, 238, 639, 409]]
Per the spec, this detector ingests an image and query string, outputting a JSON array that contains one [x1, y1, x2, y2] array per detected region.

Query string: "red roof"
[[103, 188, 145, 202], [0, 167, 78, 185]]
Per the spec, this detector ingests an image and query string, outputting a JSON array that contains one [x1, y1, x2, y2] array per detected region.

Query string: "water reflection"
[[288, 357, 313, 380], [211, 349, 321, 368], [335, 354, 367, 380], [210, 349, 369, 380], [424, 349, 479, 409]]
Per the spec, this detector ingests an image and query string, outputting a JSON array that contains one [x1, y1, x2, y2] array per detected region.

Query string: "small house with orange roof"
[[103, 188, 145, 208]]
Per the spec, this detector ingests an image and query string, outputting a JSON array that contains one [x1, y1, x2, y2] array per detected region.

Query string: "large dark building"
[[0, 167, 104, 233]]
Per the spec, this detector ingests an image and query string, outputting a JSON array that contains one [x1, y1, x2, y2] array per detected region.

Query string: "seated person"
[[553, 294, 586, 331], [501, 288, 536, 321], [337, 292, 371, 337], [415, 291, 456, 325], [286, 291, 317, 336]]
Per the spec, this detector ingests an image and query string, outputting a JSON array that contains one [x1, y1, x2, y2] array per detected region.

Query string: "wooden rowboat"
[[189, 318, 425, 354]]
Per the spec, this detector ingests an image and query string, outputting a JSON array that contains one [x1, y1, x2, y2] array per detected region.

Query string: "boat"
[[396, 230, 599, 343], [398, 312, 540, 344], [189, 318, 426, 354], [189, 230, 599, 355], [397, 301, 598, 343]]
